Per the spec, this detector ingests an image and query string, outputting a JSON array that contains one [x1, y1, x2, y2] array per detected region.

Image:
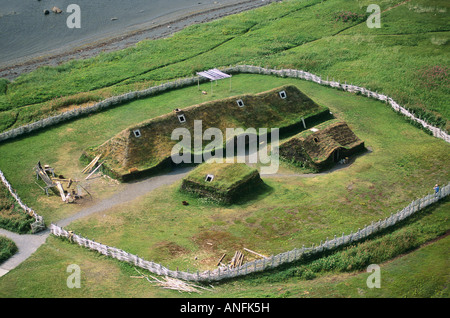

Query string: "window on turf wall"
[[133, 129, 141, 138], [177, 114, 186, 123]]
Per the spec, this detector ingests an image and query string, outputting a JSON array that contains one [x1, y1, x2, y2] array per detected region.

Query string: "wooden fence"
[[50, 182, 449, 283], [0, 65, 448, 144], [228, 65, 450, 143]]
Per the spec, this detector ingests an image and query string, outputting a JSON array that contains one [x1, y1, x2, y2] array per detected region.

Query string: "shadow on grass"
[[229, 181, 275, 206]]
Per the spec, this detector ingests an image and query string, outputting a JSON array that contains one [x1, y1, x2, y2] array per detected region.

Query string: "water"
[[0, 0, 245, 67]]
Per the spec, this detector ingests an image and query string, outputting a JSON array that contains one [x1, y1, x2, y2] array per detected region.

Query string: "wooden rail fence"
[[0, 64, 448, 277], [50, 182, 449, 283], [0, 65, 448, 144]]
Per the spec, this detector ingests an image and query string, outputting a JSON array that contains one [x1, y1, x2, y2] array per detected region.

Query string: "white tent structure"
[[196, 68, 232, 95]]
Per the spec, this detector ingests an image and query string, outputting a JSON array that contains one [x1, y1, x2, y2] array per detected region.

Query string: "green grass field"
[[1, 73, 448, 297], [0, 198, 447, 298], [0, 0, 448, 131], [0, 0, 448, 299], [49, 74, 449, 272]]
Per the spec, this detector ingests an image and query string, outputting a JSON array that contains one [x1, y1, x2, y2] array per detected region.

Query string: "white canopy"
[[197, 68, 232, 81], [196, 68, 232, 95]]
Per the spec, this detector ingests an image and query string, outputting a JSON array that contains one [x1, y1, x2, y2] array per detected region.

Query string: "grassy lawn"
[[0, 0, 448, 131], [0, 198, 447, 298], [0, 74, 447, 226], [1, 74, 443, 272], [0, 0, 448, 299], [0, 75, 300, 223], [63, 75, 448, 270]]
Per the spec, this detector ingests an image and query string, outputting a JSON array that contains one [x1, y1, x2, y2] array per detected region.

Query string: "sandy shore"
[[0, 0, 275, 81]]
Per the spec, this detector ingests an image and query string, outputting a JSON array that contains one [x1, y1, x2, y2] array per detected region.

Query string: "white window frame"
[[133, 129, 142, 138], [177, 114, 186, 123]]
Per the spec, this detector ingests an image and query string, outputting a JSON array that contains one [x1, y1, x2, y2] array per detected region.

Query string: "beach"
[[0, 0, 274, 80]]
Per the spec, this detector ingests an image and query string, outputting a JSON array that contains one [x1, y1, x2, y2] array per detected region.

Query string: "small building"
[[180, 162, 264, 204], [279, 120, 365, 171]]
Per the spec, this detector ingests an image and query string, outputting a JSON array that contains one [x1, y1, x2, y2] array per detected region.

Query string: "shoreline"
[[0, 0, 275, 81]]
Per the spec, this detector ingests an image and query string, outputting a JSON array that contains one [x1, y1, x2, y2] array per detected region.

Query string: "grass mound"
[[180, 161, 264, 204], [83, 85, 329, 181], [279, 119, 365, 171]]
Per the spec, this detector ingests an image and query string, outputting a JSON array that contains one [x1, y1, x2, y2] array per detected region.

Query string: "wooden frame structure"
[[197, 68, 232, 95]]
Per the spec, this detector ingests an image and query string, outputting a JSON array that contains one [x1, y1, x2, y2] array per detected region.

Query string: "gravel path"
[[0, 149, 372, 276], [0, 228, 50, 276], [0, 166, 192, 277]]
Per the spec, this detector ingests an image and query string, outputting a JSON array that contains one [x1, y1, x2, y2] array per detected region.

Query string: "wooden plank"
[[34, 181, 46, 193], [85, 162, 103, 180], [237, 252, 244, 267], [36, 164, 56, 187], [230, 251, 238, 268], [82, 157, 96, 173], [216, 254, 226, 267], [244, 247, 268, 259], [56, 182, 66, 202], [82, 155, 101, 174]]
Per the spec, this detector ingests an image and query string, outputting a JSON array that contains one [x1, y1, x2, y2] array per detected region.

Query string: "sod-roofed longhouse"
[[82, 85, 330, 181], [180, 162, 264, 204], [279, 120, 365, 171]]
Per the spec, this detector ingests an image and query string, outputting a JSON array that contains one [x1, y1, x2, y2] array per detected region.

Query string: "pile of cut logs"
[[217, 247, 268, 269], [230, 250, 245, 268]]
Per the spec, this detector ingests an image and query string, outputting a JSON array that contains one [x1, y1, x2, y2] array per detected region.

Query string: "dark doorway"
[[333, 149, 340, 162]]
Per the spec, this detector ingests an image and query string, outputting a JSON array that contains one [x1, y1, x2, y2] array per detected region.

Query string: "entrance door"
[[333, 149, 340, 162]]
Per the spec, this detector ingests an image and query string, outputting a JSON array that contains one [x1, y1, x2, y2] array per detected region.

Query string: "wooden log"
[[34, 182, 46, 193], [244, 247, 268, 259], [237, 252, 244, 267], [82, 155, 101, 174], [216, 253, 226, 267], [85, 162, 103, 180], [56, 182, 66, 202], [230, 251, 239, 268]]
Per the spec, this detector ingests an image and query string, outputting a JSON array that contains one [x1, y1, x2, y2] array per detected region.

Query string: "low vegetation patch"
[[333, 11, 368, 23], [0, 235, 18, 264], [0, 182, 34, 234], [417, 65, 449, 90]]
